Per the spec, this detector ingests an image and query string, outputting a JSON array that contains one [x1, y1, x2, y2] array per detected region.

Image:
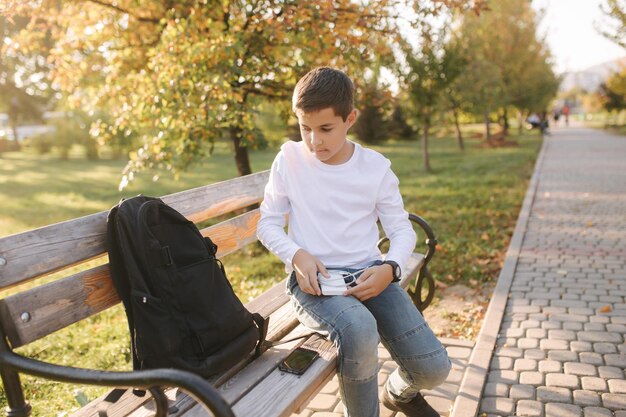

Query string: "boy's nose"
[[311, 132, 323, 146]]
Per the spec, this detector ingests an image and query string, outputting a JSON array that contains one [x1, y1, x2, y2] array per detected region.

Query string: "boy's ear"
[[347, 109, 359, 127]]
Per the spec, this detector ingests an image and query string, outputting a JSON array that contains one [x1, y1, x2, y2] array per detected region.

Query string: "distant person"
[[552, 108, 561, 126], [527, 113, 549, 135], [257, 67, 450, 417], [562, 104, 570, 126]]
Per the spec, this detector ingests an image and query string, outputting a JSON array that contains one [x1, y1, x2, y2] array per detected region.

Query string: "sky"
[[532, 0, 626, 74]]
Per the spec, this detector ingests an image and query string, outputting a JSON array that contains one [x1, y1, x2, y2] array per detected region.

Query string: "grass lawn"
[[0, 130, 542, 415]]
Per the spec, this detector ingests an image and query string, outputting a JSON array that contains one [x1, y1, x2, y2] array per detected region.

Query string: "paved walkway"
[[296, 125, 626, 417], [453, 125, 626, 417]]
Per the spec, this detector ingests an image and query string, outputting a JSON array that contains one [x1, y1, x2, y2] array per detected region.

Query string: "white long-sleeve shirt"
[[257, 140, 416, 273]]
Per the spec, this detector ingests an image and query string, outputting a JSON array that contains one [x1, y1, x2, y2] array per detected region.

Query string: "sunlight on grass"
[[34, 192, 106, 212]]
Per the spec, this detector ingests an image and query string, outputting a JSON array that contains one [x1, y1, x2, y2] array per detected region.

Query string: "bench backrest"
[[0, 171, 270, 350]]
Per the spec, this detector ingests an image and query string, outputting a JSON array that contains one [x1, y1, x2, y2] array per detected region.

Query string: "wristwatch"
[[382, 260, 401, 282]]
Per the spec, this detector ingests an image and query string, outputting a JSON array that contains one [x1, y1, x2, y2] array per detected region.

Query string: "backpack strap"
[[252, 313, 269, 357], [106, 201, 142, 372]]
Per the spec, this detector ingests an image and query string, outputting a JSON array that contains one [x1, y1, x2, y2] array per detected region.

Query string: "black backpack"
[[106, 195, 268, 377]]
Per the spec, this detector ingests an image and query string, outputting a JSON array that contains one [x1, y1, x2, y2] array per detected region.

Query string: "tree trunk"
[[502, 107, 509, 135], [422, 121, 431, 173], [230, 127, 252, 176], [453, 109, 464, 151], [483, 110, 491, 144], [517, 110, 525, 135]]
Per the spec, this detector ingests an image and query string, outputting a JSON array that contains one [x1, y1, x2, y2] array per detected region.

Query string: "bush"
[[28, 132, 55, 154]]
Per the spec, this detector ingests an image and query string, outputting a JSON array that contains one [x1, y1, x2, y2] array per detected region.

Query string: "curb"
[[449, 137, 550, 417]]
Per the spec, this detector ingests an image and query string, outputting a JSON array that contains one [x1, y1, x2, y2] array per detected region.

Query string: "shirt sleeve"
[[256, 153, 301, 270], [375, 168, 417, 272]]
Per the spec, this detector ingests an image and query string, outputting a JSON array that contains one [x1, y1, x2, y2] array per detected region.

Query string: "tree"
[[599, 66, 626, 123], [400, 20, 460, 172], [0, 14, 51, 146], [453, 0, 558, 141], [5, 1, 485, 186], [1, 1, 384, 185], [599, 0, 626, 49], [353, 70, 393, 143]]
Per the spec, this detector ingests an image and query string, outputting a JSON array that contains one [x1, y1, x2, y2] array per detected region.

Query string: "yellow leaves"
[[599, 305, 613, 313]]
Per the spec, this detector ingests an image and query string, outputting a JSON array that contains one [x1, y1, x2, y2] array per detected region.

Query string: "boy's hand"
[[343, 264, 394, 301], [292, 249, 329, 296]]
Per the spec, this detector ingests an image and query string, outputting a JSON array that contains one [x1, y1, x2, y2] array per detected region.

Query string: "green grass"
[[0, 130, 541, 415]]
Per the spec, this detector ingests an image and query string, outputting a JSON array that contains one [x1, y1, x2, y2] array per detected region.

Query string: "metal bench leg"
[[0, 337, 31, 417], [149, 386, 170, 417], [410, 266, 435, 312]]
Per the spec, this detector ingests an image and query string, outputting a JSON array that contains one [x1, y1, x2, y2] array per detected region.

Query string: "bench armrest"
[[0, 350, 234, 417], [377, 213, 437, 311]]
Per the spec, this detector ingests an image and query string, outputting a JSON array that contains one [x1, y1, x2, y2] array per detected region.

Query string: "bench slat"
[[230, 335, 336, 417], [0, 171, 269, 290]]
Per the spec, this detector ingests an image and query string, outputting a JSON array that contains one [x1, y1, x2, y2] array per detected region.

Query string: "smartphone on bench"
[[278, 347, 319, 375]]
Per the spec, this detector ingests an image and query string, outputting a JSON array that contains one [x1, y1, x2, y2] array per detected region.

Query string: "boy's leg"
[[363, 283, 451, 402], [287, 273, 380, 417]]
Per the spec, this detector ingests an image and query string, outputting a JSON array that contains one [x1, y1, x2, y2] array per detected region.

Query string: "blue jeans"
[[287, 266, 451, 417]]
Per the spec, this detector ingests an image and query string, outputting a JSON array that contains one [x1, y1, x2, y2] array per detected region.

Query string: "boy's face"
[[296, 107, 357, 165]]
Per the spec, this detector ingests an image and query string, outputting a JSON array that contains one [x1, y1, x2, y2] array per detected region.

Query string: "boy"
[[257, 67, 450, 417]]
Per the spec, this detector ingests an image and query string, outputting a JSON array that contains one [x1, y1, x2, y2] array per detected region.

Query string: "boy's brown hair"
[[292, 67, 355, 121]]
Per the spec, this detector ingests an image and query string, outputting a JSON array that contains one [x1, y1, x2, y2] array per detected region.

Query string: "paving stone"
[[540, 339, 570, 350], [514, 359, 538, 372], [583, 407, 614, 417], [446, 346, 472, 360], [573, 390, 602, 407], [546, 373, 580, 389], [520, 371, 544, 385], [320, 379, 340, 395], [602, 393, 626, 410], [563, 322, 585, 331], [550, 314, 588, 323], [608, 379, 626, 393], [570, 341, 593, 352], [491, 357, 514, 370], [578, 352, 604, 366], [518, 338, 540, 349], [564, 362, 598, 376], [521, 320, 542, 329], [545, 403, 582, 417], [548, 350, 579, 362], [525, 349, 547, 360], [604, 354, 626, 368], [578, 331, 623, 343], [484, 382, 510, 397], [527, 328, 548, 339], [516, 400, 543, 417], [488, 370, 519, 384], [583, 323, 607, 332], [598, 366, 624, 379], [538, 360, 562, 373], [510, 384, 535, 400], [423, 395, 453, 416], [306, 394, 339, 411], [536, 386, 572, 403], [495, 347, 524, 358], [542, 321, 563, 330], [581, 377, 608, 392], [480, 397, 515, 415], [607, 323, 626, 332], [549, 329, 577, 341]]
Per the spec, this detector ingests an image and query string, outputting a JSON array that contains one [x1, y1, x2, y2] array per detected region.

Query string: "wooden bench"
[[0, 170, 438, 417]]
